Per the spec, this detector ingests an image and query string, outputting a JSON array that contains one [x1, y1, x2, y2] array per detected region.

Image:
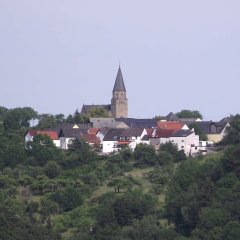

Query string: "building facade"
[[111, 66, 128, 118]]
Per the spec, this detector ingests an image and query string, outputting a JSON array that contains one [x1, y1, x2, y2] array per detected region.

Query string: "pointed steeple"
[[113, 66, 126, 92]]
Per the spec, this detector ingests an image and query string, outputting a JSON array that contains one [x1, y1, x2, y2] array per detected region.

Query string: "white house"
[[58, 127, 88, 149], [25, 130, 60, 148], [169, 130, 200, 156], [102, 128, 148, 154]]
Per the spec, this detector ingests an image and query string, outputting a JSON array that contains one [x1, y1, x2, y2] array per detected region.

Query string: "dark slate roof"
[[122, 128, 145, 137], [165, 112, 179, 121], [171, 130, 193, 137], [187, 121, 228, 134], [56, 123, 89, 134], [103, 128, 145, 141], [179, 118, 201, 123], [113, 66, 126, 92], [141, 135, 150, 141], [80, 104, 111, 115], [103, 128, 126, 141], [219, 116, 232, 123], [58, 127, 88, 138], [116, 118, 157, 128]]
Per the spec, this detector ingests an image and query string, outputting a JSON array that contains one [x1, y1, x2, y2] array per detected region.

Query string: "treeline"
[[0, 106, 240, 239]]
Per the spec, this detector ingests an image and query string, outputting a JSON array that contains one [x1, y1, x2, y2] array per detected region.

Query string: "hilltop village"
[[25, 67, 230, 156]]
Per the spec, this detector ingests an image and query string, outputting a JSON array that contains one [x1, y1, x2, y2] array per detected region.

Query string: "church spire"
[[113, 66, 126, 92]]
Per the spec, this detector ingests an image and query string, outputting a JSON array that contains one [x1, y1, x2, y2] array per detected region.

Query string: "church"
[[80, 66, 128, 118]]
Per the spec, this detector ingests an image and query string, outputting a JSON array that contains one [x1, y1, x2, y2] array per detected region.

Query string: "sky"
[[0, 0, 240, 121]]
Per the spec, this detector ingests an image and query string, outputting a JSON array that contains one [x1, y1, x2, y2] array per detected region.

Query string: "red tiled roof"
[[27, 130, 37, 136], [157, 121, 185, 130], [80, 134, 100, 145], [87, 128, 100, 135], [145, 128, 154, 135], [36, 130, 58, 140], [26, 130, 58, 140], [117, 141, 130, 145], [153, 129, 176, 138]]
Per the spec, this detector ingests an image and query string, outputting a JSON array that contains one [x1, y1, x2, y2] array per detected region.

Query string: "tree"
[[67, 137, 95, 165], [3, 107, 37, 132], [159, 142, 186, 162], [188, 122, 207, 141], [54, 113, 65, 124], [175, 110, 203, 119], [37, 114, 57, 129], [113, 190, 156, 226], [134, 144, 156, 166], [0, 106, 8, 122], [44, 161, 61, 179], [26, 134, 60, 166], [221, 114, 240, 145], [86, 107, 109, 118], [51, 186, 83, 211], [107, 177, 134, 193]]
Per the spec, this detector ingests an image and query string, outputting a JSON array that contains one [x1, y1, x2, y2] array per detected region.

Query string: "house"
[[149, 129, 176, 149], [122, 128, 148, 150], [102, 128, 148, 153], [80, 134, 100, 147], [164, 112, 202, 123], [116, 117, 158, 128], [58, 126, 88, 149], [157, 121, 189, 130], [188, 121, 230, 143], [25, 130, 60, 148], [169, 130, 200, 156], [102, 128, 126, 153], [165, 112, 179, 121], [89, 118, 129, 129], [148, 128, 201, 156]]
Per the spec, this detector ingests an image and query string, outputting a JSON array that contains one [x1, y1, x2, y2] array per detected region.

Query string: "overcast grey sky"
[[0, 0, 239, 120]]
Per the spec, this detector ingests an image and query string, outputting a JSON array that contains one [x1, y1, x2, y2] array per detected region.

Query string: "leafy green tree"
[[0, 106, 8, 122], [66, 114, 75, 124], [175, 109, 203, 119], [188, 122, 208, 141], [122, 216, 181, 240], [54, 113, 65, 124], [165, 159, 217, 236], [37, 114, 57, 129], [107, 177, 134, 193], [44, 161, 61, 179], [222, 144, 240, 178], [134, 144, 156, 166], [156, 151, 174, 166], [26, 134, 60, 166], [67, 137, 95, 165], [222, 114, 240, 145], [1, 141, 26, 167], [160, 142, 186, 162], [113, 190, 156, 226], [51, 186, 83, 211], [86, 107, 109, 118], [3, 107, 37, 132]]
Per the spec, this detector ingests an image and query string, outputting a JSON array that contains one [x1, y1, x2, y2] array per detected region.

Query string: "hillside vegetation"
[[0, 107, 240, 240]]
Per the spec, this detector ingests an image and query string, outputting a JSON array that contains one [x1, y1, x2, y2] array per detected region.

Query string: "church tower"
[[111, 66, 128, 118]]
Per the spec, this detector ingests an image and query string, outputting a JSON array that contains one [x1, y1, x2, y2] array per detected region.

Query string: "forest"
[[0, 106, 240, 240]]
